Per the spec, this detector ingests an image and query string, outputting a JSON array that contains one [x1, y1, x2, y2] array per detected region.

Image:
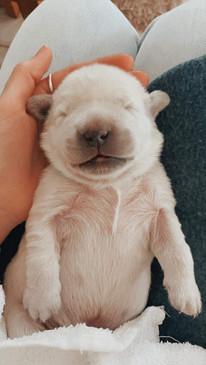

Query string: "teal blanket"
[[147, 55, 206, 347], [0, 55, 205, 347]]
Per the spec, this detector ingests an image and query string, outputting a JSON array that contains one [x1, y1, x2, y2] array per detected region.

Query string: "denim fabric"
[[135, 0, 206, 81], [0, 0, 139, 94], [1, 0, 206, 93]]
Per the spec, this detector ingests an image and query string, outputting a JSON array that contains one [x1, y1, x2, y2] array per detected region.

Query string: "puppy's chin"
[[60, 155, 134, 187], [77, 155, 127, 175]]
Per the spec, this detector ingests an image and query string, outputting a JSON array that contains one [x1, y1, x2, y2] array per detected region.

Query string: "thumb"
[[3, 46, 52, 106]]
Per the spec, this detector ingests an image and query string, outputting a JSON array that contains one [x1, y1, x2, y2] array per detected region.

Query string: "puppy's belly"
[[52, 232, 153, 330]]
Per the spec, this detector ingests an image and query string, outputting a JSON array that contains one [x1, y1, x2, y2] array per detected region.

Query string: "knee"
[[135, 0, 206, 81]]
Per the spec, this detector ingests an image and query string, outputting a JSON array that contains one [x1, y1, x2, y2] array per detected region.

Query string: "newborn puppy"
[[4, 64, 201, 339]]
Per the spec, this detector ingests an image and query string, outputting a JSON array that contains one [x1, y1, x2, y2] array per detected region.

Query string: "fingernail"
[[34, 45, 49, 57]]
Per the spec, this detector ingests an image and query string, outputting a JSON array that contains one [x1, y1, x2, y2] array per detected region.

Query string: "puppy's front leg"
[[150, 208, 201, 316], [23, 214, 61, 323]]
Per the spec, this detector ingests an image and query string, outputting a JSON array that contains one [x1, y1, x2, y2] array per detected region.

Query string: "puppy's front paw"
[[23, 282, 62, 323], [165, 280, 202, 317]]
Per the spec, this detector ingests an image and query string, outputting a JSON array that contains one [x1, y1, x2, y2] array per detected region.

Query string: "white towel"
[[0, 285, 205, 365]]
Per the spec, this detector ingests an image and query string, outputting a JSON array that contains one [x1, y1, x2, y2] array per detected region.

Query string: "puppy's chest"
[[55, 184, 154, 250]]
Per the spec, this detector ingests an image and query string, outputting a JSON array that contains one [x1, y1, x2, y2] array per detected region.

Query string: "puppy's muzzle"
[[83, 129, 109, 147], [71, 123, 135, 175]]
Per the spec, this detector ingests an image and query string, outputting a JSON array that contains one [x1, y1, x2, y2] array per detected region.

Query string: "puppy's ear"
[[26, 94, 53, 121], [149, 91, 170, 118]]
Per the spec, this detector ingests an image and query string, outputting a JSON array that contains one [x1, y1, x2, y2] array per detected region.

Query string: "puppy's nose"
[[83, 129, 109, 147]]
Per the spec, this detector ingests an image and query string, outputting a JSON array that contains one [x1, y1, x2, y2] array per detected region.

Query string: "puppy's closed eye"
[[58, 110, 68, 118], [115, 97, 137, 113]]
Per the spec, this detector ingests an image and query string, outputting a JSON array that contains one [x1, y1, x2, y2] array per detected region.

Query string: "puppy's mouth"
[[78, 154, 127, 174]]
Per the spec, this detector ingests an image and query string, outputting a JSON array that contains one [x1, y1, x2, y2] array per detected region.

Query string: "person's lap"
[[1, 0, 206, 93]]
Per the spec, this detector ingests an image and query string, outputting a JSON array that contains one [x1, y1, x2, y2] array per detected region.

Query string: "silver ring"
[[48, 73, 54, 93]]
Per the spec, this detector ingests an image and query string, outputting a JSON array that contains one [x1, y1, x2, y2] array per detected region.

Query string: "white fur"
[[4, 64, 201, 339]]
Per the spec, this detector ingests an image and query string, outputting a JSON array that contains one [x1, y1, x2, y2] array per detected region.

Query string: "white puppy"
[[4, 64, 201, 339]]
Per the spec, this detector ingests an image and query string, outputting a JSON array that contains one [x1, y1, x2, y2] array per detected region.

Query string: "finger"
[[35, 54, 134, 94], [3, 46, 53, 105], [130, 71, 149, 88]]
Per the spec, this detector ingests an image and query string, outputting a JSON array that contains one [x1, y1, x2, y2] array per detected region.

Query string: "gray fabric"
[[147, 54, 206, 348]]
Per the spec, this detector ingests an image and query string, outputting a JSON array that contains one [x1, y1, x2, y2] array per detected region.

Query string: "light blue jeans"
[[0, 0, 206, 94]]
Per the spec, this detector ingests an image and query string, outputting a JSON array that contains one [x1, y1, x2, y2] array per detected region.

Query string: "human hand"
[[0, 46, 149, 242]]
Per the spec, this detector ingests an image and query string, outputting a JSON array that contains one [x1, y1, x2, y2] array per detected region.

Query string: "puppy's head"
[[27, 64, 169, 186]]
